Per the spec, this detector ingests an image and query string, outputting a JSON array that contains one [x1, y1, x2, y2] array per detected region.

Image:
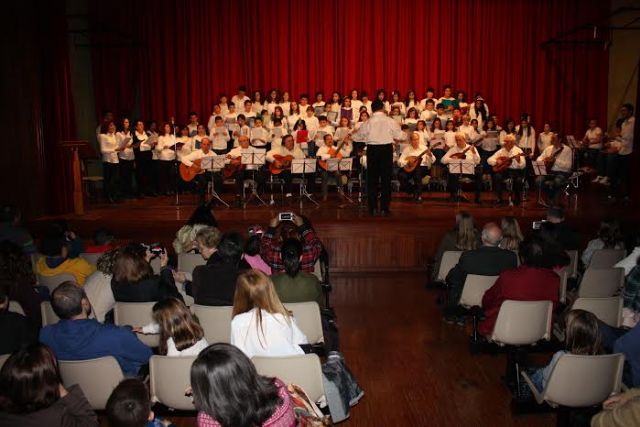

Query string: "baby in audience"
[[106, 378, 175, 427]]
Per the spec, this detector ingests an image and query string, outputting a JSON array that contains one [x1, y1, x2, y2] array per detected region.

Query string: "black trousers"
[[194, 171, 222, 205], [608, 154, 631, 198], [119, 159, 135, 197], [398, 166, 429, 196], [135, 150, 155, 195], [103, 162, 119, 200], [366, 144, 394, 212], [235, 169, 265, 196], [158, 160, 175, 195], [493, 168, 524, 202], [447, 169, 482, 199]]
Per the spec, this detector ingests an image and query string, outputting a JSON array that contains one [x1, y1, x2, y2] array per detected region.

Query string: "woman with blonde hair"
[[231, 269, 308, 358], [432, 211, 480, 281], [500, 216, 524, 251]]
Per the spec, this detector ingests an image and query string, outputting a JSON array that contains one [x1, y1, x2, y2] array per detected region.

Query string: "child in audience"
[[530, 310, 602, 391], [581, 218, 625, 268], [106, 378, 175, 427], [243, 226, 272, 275], [85, 228, 115, 253]]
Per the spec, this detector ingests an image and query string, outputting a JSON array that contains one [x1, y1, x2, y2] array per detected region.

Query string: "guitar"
[[318, 139, 348, 171], [450, 145, 475, 160], [179, 159, 204, 182], [403, 148, 432, 173], [492, 152, 525, 173], [269, 154, 294, 175], [544, 146, 565, 170], [223, 155, 245, 178]]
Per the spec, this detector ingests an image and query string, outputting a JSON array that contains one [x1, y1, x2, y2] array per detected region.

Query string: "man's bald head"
[[481, 222, 503, 247]]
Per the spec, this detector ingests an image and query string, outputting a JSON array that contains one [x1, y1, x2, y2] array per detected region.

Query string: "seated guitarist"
[[181, 138, 218, 205], [487, 134, 525, 205], [536, 133, 572, 205], [397, 132, 435, 202], [227, 135, 265, 206], [441, 132, 482, 204], [316, 134, 353, 201], [266, 135, 306, 198]]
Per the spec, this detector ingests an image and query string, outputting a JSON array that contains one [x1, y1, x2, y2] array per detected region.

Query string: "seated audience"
[[106, 378, 175, 427], [261, 214, 322, 274], [0, 280, 36, 355], [479, 236, 561, 336], [581, 218, 625, 268], [272, 238, 325, 309], [83, 248, 118, 323], [0, 344, 98, 427], [231, 269, 308, 357], [243, 226, 272, 275], [0, 240, 42, 328], [84, 228, 115, 254], [499, 216, 523, 252], [530, 310, 601, 391], [591, 388, 640, 427], [172, 205, 218, 255], [39, 282, 152, 377], [190, 343, 295, 427], [111, 243, 182, 303], [0, 205, 35, 255], [432, 211, 481, 280], [445, 223, 518, 315], [36, 230, 94, 286], [137, 297, 208, 356], [544, 206, 580, 251], [615, 234, 640, 275], [622, 262, 640, 327], [191, 232, 249, 306]]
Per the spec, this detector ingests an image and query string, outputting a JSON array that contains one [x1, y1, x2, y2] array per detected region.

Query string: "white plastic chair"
[[8, 301, 25, 316], [113, 302, 159, 347], [566, 250, 579, 279], [572, 297, 623, 327], [588, 249, 626, 269], [149, 355, 196, 410], [578, 268, 625, 298], [458, 275, 499, 308], [285, 301, 324, 344], [79, 252, 103, 267], [558, 268, 569, 304], [177, 253, 206, 275], [436, 251, 463, 282], [150, 257, 161, 274], [491, 300, 553, 345], [37, 273, 76, 293], [252, 353, 326, 402], [40, 301, 60, 327], [58, 356, 124, 409], [0, 354, 9, 369], [192, 305, 233, 344]]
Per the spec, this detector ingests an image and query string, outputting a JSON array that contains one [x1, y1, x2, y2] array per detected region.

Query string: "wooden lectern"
[[61, 140, 94, 215]]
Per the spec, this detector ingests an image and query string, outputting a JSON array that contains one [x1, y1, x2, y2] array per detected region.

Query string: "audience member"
[[48, 221, 85, 258], [106, 378, 175, 427], [111, 244, 182, 303], [0, 206, 35, 255], [445, 223, 517, 319], [191, 232, 249, 306], [622, 261, 640, 328], [231, 269, 308, 357], [84, 228, 115, 254], [432, 211, 481, 280], [36, 230, 94, 286], [260, 214, 322, 274], [499, 216, 523, 252], [544, 206, 580, 251], [601, 321, 640, 387], [190, 343, 295, 427], [479, 236, 561, 336], [272, 238, 325, 309], [83, 248, 118, 323], [615, 234, 640, 275], [172, 205, 218, 255], [529, 310, 601, 391], [0, 344, 98, 427], [243, 226, 272, 275], [137, 297, 208, 356], [39, 282, 152, 376], [581, 218, 625, 267], [591, 387, 640, 427], [0, 240, 42, 328], [0, 280, 35, 355]]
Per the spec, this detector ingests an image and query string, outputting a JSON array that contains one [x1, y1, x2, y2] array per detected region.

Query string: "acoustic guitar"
[[318, 139, 348, 171], [450, 145, 474, 160], [179, 159, 204, 182], [492, 152, 525, 173], [403, 148, 432, 173], [269, 154, 294, 175], [223, 156, 244, 178], [544, 146, 565, 170]]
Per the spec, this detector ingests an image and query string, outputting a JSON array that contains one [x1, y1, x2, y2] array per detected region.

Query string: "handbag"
[[287, 384, 333, 426]]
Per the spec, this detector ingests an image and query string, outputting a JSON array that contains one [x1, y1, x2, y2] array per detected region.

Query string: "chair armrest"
[[520, 371, 544, 405]]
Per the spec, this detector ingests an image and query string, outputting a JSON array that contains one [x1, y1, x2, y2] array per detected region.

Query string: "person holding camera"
[[110, 243, 182, 303]]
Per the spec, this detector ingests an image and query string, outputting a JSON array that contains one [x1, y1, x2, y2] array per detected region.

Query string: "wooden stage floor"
[[33, 182, 637, 273]]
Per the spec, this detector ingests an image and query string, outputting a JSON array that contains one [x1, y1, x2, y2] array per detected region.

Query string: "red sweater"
[[479, 265, 559, 336]]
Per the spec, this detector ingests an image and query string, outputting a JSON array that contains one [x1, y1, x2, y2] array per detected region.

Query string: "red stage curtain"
[[89, 0, 609, 136]]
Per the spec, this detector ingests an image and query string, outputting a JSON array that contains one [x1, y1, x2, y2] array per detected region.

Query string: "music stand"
[[291, 158, 319, 208], [241, 150, 267, 208], [202, 155, 230, 208], [532, 160, 548, 207], [447, 160, 475, 202], [327, 157, 355, 204]]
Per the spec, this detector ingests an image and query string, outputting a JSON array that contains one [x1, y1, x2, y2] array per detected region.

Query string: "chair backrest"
[[58, 356, 124, 409], [578, 268, 625, 298], [30, 253, 42, 276], [437, 251, 463, 282], [543, 353, 625, 407], [37, 273, 77, 293], [41, 301, 60, 327], [284, 302, 324, 344], [459, 275, 499, 308], [572, 297, 623, 327], [177, 253, 206, 275], [558, 268, 569, 304], [8, 301, 25, 316], [491, 300, 553, 345], [79, 252, 103, 267], [113, 302, 159, 347], [0, 354, 9, 369], [252, 354, 325, 402], [192, 305, 233, 344], [150, 258, 161, 274], [149, 355, 196, 410], [566, 250, 579, 279], [589, 249, 626, 269]]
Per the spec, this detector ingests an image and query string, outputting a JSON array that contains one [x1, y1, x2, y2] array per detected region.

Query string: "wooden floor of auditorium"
[[32, 185, 637, 426]]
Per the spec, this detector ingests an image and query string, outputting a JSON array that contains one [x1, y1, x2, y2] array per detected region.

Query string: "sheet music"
[[447, 160, 475, 175], [292, 158, 316, 174], [327, 111, 338, 123], [314, 106, 325, 117], [532, 160, 548, 176], [118, 136, 132, 150]]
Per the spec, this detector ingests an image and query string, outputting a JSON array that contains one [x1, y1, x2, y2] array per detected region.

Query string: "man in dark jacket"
[[39, 282, 152, 376]]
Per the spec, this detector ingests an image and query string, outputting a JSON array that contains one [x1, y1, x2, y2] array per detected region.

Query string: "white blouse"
[[156, 135, 177, 161], [99, 133, 119, 163], [116, 131, 134, 161]]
